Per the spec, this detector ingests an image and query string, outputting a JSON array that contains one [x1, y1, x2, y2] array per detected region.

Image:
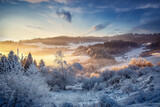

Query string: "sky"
[[0, 0, 160, 41]]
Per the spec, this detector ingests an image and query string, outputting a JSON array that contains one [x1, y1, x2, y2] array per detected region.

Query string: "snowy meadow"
[[0, 46, 160, 107]]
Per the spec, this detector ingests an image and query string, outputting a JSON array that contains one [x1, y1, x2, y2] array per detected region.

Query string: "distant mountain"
[[109, 33, 160, 44], [18, 36, 110, 45], [4, 33, 160, 45]]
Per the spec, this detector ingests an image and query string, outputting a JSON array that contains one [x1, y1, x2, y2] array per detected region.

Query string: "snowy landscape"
[[1, 0, 160, 107], [0, 37, 160, 107]]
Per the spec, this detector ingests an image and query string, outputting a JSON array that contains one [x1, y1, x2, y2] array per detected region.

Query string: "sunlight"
[[0, 0, 160, 106]]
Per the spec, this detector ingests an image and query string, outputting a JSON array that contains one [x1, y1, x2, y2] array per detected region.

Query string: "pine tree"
[[38, 59, 45, 69], [8, 51, 15, 70], [0, 51, 23, 73], [0, 55, 9, 73], [33, 60, 37, 67], [8, 51, 22, 71], [24, 53, 33, 70]]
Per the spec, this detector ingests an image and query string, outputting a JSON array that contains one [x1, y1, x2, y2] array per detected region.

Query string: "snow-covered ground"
[[115, 47, 148, 63], [51, 84, 125, 106], [100, 46, 160, 71], [145, 52, 160, 65], [100, 46, 148, 71], [50, 44, 160, 107], [1, 43, 160, 107], [52, 90, 103, 106], [51, 64, 160, 107]]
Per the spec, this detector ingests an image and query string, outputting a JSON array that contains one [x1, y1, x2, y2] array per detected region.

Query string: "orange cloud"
[[19, 0, 49, 3]]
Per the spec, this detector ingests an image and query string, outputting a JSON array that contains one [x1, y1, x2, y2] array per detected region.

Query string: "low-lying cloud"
[[56, 10, 72, 23]]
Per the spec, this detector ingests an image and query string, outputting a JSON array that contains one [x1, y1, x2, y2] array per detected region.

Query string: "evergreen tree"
[[8, 50, 15, 70], [0, 55, 9, 73], [24, 53, 33, 70], [33, 60, 37, 67], [0, 51, 23, 73], [38, 59, 45, 69]]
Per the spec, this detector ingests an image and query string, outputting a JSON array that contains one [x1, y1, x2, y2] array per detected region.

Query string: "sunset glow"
[[1, 0, 160, 41]]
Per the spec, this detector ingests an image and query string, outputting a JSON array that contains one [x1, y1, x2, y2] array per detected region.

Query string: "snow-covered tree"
[[99, 95, 120, 107], [38, 59, 45, 69], [53, 50, 74, 90], [82, 77, 102, 90], [0, 55, 9, 73], [0, 51, 23, 73], [0, 69, 54, 107], [61, 102, 74, 107], [54, 50, 66, 72], [8, 51, 17, 70], [33, 60, 37, 67], [67, 63, 83, 76], [54, 51, 67, 89], [27, 63, 39, 75]]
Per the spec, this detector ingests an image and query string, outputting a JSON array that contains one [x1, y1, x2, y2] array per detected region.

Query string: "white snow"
[[115, 46, 149, 63], [100, 46, 153, 71], [145, 52, 160, 65], [51, 91, 103, 106]]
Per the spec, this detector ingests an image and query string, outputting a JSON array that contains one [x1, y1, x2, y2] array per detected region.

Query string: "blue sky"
[[0, 0, 160, 41]]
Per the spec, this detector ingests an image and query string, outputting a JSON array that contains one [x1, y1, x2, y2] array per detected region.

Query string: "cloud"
[[136, 3, 160, 9], [112, 3, 159, 12], [19, 0, 49, 3], [96, 6, 109, 9], [84, 23, 109, 35], [114, 7, 132, 12], [56, 10, 72, 23], [26, 25, 42, 30], [114, 28, 120, 31], [54, 0, 72, 4], [91, 23, 109, 31], [130, 18, 160, 33], [54, 0, 79, 4], [108, 1, 160, 12]]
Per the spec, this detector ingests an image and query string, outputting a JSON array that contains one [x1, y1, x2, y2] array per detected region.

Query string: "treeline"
[[1, 33, 160, 46], [18, 36, 106, 46], [140, 41, 160, 57], [73, 40, 139, 59], [147, 40, 160, 50], [109, 33, 160, 44], [0, 51, 45, 73], [16, 33, 160, 45], [0, 50, 83, 89]]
